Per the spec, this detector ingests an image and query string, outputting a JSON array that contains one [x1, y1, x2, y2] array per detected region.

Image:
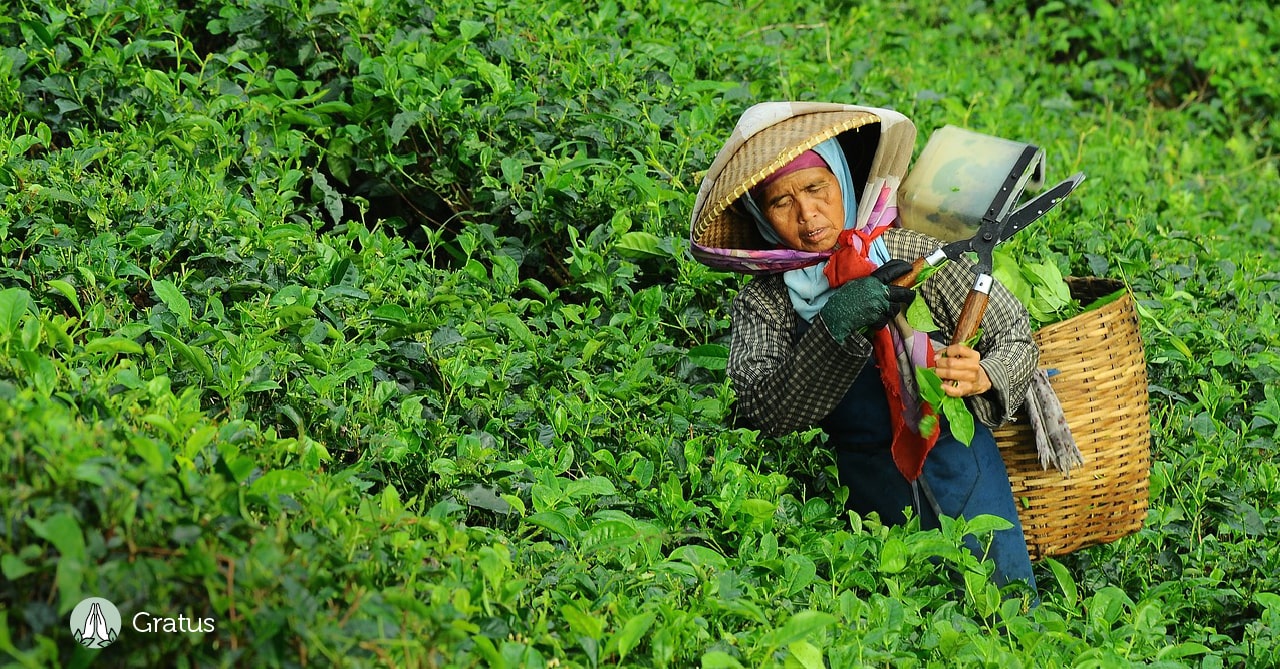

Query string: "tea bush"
[[2, 0, 1279, 666]]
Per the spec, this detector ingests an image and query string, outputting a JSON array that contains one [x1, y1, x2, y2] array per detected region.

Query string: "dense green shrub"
[[2, 0, 1279, 666]]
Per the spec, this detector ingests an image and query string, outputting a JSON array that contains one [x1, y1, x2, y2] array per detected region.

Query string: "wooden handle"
[[951, 284, 991, 346], [890, 256, 929, 288]]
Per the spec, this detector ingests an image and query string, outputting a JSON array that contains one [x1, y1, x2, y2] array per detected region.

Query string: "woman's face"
[[759, 166, 844, 252]]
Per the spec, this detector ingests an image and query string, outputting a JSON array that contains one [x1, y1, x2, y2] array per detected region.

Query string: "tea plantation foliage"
[[2, 0, 1279, 666]]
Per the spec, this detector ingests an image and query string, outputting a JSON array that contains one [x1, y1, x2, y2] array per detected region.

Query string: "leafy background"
[[1, 0, 1278, 666]]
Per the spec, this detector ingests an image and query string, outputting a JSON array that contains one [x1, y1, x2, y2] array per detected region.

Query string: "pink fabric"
[[751, 150, 829, 197]]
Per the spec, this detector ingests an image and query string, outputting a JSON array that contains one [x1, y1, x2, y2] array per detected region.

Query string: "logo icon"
[[70, 598, 122, 648]]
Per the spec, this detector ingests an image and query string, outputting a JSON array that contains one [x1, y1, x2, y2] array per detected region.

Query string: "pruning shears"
[[894, 145, 1086, 345]]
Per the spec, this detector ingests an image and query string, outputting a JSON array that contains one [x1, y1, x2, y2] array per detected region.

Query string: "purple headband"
[[752, 150, 830, 197]]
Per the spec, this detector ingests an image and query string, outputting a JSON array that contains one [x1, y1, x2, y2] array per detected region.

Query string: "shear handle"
[[951, 273, 994, 346], [890, 248, 951, 288]]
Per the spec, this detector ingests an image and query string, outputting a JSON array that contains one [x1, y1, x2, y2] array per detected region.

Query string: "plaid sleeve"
[[727, 276, 874, 436], [885, 229, 1038, 426]]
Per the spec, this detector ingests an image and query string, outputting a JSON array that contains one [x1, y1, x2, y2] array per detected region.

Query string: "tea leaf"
[[942, 395, 975, 446], [783, 554, 817, 595], [560, 602, 604, 640], [458, 19, 486, 42], [154, 332, 214, 380], [668, 545, 728, 570], [914, 366, 946, 405], [123, 226, 164, 249], [879, 537, 908, 574], [389, 111, 423, 145], [992, 249, 1032, 306], [1044, 558, 1078, 608], [152, 279, 192, 326], [0, 288, 32, 337], [616, 231, 669, 258], [786, 641, 825, 669], [613, 611, 656, 663], [918, 413, 939, 438], [1257, 593, 1280, 611], [905, 293, 939, 333], [565, 476, 616, 500], [763, 610, 837, 649], [963, 514, 1013, 536], [25, 513, 85, 564], [83, 336, 144, 356], [527, 511, 576, 540], [700, 651, 745, 669], [0, 555, 35, 581], [1154, 643, 1213, 661], [249, 470, 312, 498], [46, 280, 81, 316], [688, 344, 729, 371]]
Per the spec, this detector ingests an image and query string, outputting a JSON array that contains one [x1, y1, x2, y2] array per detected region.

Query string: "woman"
[[689, 102, 1038, 593]]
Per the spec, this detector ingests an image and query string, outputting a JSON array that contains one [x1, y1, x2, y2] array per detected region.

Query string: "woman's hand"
[[934, 344, 992, 397]]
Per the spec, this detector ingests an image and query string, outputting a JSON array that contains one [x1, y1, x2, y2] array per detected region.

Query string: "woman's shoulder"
[[733, 273, 791, 316], [736, 272, 787, 301], [884, 226, 943, 258]]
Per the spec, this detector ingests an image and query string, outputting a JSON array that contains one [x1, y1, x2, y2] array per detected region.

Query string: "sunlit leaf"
[[786, 640, 825, 669], [905, 293, 939, 332], [0, 288, 33, 337], [616, 231, 670, 258], [942, 395, 975, 446], [248, 470, 311, 498], [762, 610, 836, 649], [1044, 557, 1078, 608], [83, 336, 143, 356], [689, 343, 729, 370], [879, 537, 908, 573]]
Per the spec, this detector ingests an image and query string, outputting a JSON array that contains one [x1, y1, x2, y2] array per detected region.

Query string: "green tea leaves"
[[615, 231, 671, 259], [612, 611, 657, 663], [905, 293, 940, 333], [46, 280, 81, 316], [3, 0, 1277, 665], [759, 610, 837, 651], [943, 394, 976, 446], [914, 365, 975, 445], [688, 343, 729, 370], [992, 250, 1081, 329], [248, 470, 312, 499], [83, 337, 144, 356], [0, 288, 33, 338], [152, 279, 192, 327]]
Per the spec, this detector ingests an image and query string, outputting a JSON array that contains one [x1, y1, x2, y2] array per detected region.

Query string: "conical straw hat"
[[689, 102, 916, 272]]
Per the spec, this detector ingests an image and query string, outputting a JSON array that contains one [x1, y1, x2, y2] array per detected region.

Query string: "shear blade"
[[996, 172, 1086, 244]]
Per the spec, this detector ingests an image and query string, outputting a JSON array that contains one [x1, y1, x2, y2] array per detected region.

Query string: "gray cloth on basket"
[[1024, 368, 1084, 475]]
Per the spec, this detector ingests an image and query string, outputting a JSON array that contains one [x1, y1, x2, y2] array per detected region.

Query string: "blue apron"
[[816, 338, 1037, 591]]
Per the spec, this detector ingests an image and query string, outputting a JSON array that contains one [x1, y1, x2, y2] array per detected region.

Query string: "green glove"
[[821, 260, 916, 343]]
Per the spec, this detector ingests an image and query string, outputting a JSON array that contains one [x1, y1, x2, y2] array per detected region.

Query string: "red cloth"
[[822, 227, 882, 287], [823, 227, 939, 481]]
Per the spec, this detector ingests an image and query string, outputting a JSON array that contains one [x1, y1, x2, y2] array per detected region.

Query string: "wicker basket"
[[992, 277, 1151, 560]]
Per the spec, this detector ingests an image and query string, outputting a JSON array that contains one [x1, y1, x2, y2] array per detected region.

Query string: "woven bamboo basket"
[[992, 277, 1151, 560]]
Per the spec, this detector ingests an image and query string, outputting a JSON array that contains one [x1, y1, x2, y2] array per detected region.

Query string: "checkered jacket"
[[728, 227, 1037, 436]]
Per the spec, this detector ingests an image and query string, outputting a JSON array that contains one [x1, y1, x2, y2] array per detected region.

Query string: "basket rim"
[[1036, 276, 1133, 338]]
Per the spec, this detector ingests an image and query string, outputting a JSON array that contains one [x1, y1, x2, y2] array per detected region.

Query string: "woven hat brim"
[[691, 110, 881, 251]]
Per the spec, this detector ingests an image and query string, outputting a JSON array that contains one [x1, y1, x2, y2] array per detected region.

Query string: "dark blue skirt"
[[822, 360, 1036, 591]]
